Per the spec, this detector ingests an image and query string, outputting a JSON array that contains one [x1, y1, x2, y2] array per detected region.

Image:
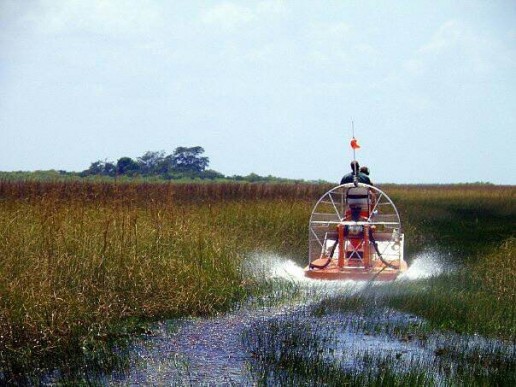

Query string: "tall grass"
[[385, 184, 515, 257], [0, 180, 514, 380], [0, 181, 315, 376], [0, 180, 330, 203], [385, 238, 515, 339], [383, 185, 515, 338]]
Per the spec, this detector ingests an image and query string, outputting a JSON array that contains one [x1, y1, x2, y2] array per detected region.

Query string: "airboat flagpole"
[[350, 120, 361, 185], [352, 120, 356, 162]]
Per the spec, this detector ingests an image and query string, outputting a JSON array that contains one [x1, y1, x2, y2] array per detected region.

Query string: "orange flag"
[[350, 138, 360, 149]]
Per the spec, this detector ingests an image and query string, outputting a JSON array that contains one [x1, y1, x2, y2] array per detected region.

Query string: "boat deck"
[[304, 258, 407, 281]]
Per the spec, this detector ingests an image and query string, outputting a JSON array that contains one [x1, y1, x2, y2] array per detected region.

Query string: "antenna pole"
[[351, 120, 358, 186], [352, 120, 356, 162]]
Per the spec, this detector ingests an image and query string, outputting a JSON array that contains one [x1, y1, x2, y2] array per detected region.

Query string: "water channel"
[[44, 252, 514, 385]]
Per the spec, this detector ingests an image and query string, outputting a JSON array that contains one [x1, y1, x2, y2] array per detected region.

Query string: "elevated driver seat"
[[345, 187, 371, 221]]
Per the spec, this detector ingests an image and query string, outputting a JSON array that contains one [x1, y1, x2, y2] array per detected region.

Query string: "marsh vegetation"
[[0, 181, 514, 384]]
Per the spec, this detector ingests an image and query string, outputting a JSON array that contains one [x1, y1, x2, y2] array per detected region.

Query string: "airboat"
[[305, 183, 407, 281]]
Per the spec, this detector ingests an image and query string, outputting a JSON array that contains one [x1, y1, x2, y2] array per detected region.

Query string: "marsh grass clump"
[[0, 202, 241, 379], [378, 237, 515, 339], [384, 184, 515, 259], [244, 314, 434, 386], [245, 305, 515, 386]]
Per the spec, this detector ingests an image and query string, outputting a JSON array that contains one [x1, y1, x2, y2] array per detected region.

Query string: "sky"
[[1, 0, 515, 184]]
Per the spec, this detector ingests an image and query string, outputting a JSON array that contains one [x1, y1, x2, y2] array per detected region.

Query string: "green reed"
[[0, 181, 314, 377], [383, 185, 515, 338], [0, 180, 514, 381], [244, 314, 434, 386], [384, 238, 515, 339]]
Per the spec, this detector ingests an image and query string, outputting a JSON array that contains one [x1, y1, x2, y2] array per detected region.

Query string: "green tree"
[[116, 157, 140, 176], [170, 146, 209, 175], [137, 151, 166, 175], [201, 169, 225, 180], [82, 161, 104, 176], [104, 162, 116, 176], [81, 160, 116, 176]]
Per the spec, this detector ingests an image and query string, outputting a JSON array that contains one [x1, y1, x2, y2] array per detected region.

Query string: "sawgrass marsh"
[[0, 180, 514, 383]]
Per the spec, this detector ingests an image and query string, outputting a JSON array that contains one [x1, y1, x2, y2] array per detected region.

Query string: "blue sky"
[[1, 0, 515, 184]]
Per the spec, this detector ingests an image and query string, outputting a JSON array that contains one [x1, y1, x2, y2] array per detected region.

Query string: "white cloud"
[[245, 43, 278, 63], [199, 0, 286, 32], [402, 58, 424, 76], [403, 19, 516, 77], [200, 2, 254, 30], [419, 20, 465, 54], [309, 21, 352, 44], [256, 0, 287, 17], [304, 21, 381, 74], [25, 0, 163, 38]]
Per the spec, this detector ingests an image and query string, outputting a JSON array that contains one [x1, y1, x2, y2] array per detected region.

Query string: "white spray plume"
[[399, 250, 448, 280]]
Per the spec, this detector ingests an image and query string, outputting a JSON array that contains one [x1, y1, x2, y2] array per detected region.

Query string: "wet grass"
[[244, 305, 516, 386], [385, 239, 515, 339], [243, 184, 516, 386], [244, 313, 435, 386], [384, 185, 515, 339]]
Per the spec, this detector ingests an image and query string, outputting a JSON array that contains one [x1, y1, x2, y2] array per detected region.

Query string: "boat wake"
[[105, 252, 462, 385], [398, 250, 450, 280], [246, 250, 448, 284], [242, 252, 308, 282]]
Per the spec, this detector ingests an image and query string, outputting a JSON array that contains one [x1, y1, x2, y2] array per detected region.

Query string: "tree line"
[[0, 147, 323, 183], [79, 146, 311, 183], [80, 147, 224, 180]]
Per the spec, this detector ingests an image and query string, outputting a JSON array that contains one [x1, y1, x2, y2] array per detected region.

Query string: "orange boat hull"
[[304, 258, 407, 281]]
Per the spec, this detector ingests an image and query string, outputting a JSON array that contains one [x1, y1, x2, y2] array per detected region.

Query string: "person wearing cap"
[[359, 166, 373, 185], [340, 161, 372, 185]]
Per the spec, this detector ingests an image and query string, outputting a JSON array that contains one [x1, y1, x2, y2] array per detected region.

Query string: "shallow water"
[[99, 252, 512, 386], [106, 255, 361, 385]]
